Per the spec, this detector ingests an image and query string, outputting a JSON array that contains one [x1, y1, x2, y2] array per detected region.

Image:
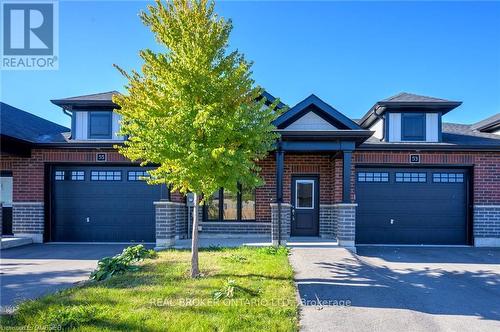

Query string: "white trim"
[[388, 113, 401, 142], [426, 113, 439, 142], [12, 202, 44, 206], [153, 201, 185, 206], [295, 179, 315, 209], [270, 203, 293, 208], [474, 205, 500, 208], [474, 238, 500, 247]]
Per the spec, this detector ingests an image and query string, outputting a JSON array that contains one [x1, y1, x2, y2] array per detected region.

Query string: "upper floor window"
[[88, 112, 112, 139], [401, 113, 425, 141]]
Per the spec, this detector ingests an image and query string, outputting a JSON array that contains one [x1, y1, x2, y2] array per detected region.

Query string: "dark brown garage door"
[[51, 166, 166, 242], [356, 167, 470, 245]]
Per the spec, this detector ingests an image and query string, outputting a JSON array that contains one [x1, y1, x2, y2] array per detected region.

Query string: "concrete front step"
[[0, 237, 33, 250]]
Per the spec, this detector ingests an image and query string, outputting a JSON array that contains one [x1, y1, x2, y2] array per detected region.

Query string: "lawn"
[[1, 246, 298, 331]]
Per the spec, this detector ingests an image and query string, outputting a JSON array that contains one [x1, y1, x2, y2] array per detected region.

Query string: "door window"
[[295, 180, 314, 209]]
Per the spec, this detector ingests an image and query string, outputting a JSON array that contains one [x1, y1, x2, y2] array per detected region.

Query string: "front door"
[[291, 176, 319, 236]]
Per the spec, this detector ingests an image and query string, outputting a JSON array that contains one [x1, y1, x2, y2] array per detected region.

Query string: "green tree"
[[113, 0, 281, 277]]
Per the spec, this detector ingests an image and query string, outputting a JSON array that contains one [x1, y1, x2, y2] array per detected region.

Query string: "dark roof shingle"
[[0, 102, 68, 143], [470, 113, 500, 132]]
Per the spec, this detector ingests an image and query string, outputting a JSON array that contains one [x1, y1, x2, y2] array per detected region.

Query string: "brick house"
[[1, 91, 499, 249]]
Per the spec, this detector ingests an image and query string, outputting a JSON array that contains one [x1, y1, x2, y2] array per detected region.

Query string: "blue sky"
[[2, 0, 500, 127]]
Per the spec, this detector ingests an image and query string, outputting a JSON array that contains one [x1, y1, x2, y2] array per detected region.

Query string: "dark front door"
[[291, 176, 319, 236], [51, 166, 164, 242], [356, 167, 469, 245]]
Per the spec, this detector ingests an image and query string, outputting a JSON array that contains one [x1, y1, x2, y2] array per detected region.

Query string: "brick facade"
[[473, 205, 500, 246], [271, 203, 292, 245], [2, 148, 499, 246], [12, 202, 44, 243], [334, 203, 357, 249], [353, 151, 500, 204]]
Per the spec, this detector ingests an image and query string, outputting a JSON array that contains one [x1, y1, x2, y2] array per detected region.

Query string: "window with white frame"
[[128, 171, 150, 181], [295, 180, 314, 209], [395, 172, 426, 183], [70, 170, 85, 181], [91, 170, 121, 181], [433, 173, 464, 183], [357, 172, 389, 183], [55, 171, 65, 181]]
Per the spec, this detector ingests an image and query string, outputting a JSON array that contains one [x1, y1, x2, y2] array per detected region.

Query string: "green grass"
[[0, 247, 298, 332]]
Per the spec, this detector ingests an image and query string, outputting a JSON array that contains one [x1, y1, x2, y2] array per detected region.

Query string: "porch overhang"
[[276, 129, 373, 152]]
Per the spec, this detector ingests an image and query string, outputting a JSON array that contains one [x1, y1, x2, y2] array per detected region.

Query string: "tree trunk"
[[190, 192, 200, 278]]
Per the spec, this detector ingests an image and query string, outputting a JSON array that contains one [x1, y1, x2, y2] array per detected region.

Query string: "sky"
[[2, 0, 500, 128]]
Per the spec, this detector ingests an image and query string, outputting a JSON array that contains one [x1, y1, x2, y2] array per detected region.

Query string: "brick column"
[[270, 203, 291, 246], [12, 202, 44, 243], [474, 205, 500, 247], [155, 201, 185, 249], [334, 203, 357, 251], [319, 204, 336, 238]]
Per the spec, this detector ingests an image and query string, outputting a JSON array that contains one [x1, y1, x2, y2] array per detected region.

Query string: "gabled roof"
[[273, 94, 361, 130], [359, 92, 462, 128], [0, 102, 68, 143], [51, 91, 120, 108], [470, 113, 500, 132]]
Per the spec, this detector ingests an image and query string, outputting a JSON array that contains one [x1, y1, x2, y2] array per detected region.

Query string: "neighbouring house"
[[1, 92, 499, 248]]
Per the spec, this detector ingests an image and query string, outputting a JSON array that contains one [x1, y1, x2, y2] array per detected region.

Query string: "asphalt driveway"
[[290, 246, 500, 332], [0, 243, 142, 313]]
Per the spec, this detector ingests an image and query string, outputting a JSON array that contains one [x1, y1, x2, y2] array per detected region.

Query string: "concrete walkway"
[[290, 246, 500, 332]]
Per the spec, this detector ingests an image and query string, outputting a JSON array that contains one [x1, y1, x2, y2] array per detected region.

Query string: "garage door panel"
[[52, 166, 161, 242], [356, 168, 469, 245]]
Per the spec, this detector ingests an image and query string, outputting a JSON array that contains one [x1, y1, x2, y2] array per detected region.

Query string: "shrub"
[[90, 245, 156, 281], [42, 305, 99, 329]]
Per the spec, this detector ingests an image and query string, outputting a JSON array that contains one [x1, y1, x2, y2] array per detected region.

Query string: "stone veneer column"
[[270, 203, 292, 246], [334, 203, 357, 251], [319, 204, 336, 239], [12, 202, 44, 243], [155, 201, 186, 249], [474, 205, 500, 247]]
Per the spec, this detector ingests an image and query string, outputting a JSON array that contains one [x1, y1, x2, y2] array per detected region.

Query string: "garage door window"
[[395, 172, 426, 183], [433, 173, 464, 183], [91, 170, 122, 181], [128, 171, 150, 181], [358, 172, 389, 182], [70, 171, 85, 181], [55, 171, 65, 181]]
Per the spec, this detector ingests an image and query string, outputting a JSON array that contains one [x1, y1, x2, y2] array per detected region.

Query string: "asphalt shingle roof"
[[470, 113, 500, 132], [0, 102, 69, 143], [381, 92, 454, 103]]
